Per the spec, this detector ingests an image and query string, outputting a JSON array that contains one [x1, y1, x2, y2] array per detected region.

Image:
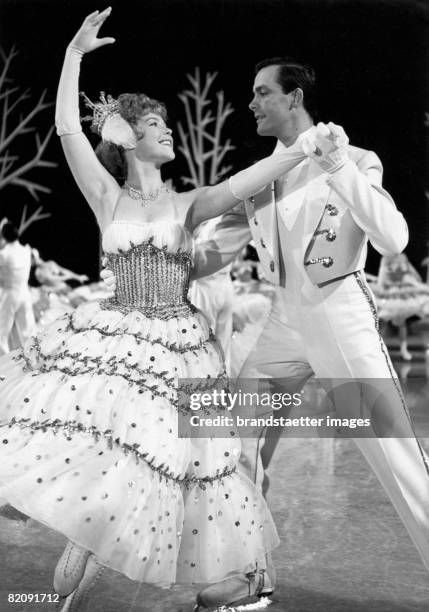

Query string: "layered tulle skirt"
[[371, 282, 429, 324], [0, 300, 278, 585]]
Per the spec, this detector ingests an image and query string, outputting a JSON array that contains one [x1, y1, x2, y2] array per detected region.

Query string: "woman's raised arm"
[[55, 8, 120, 225]]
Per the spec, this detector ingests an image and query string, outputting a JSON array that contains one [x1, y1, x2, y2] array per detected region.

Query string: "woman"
[[32, 249, 89, 294], [31, 249, 90, 327], [0, 8, 308, 611]]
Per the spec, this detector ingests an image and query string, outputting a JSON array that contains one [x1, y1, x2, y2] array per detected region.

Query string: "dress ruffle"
[[371, 282, 429, 323], [0, 298, 279, 584]]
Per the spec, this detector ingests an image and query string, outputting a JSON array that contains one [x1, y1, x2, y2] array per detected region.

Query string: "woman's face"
[[134, 113, 175, 165]]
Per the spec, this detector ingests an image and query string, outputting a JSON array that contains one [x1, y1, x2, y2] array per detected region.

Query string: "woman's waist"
[[113, 287, 189, 306], [99, 293, 195, 319], [114, 274, 190, 304]]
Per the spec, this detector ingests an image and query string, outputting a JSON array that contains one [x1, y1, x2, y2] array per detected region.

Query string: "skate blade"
[[194, 596, 272, 611]]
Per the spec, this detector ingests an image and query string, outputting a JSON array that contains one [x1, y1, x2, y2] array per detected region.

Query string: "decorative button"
[[270, 261, 275, 272], [260, 238, 266, 248], [316, 228, 336, 242], [322, 257, 334, 267], [254, 217, 258, 226], [250, 197, 255, 203], [304, 256, 334, 268], [326, 204, 338, 216]]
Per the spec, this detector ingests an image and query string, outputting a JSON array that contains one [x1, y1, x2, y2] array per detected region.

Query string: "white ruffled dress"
[[370, 270, 429, 325], [0, 220, 278, 586]]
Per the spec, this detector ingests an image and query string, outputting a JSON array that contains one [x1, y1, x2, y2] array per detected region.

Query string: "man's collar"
[[273, 125, 316, 153]]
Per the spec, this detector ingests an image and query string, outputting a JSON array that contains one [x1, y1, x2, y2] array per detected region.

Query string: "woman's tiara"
[[80, 91, 120, 134]]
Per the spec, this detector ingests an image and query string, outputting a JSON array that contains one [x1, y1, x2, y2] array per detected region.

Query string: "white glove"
[[100, 257, 116, 291], [55, 9, 116, 137], [55, 47, 84, 136], [68, 8, 115, 55], [302, 122, 349, 173], [228, 140, 306, 200]]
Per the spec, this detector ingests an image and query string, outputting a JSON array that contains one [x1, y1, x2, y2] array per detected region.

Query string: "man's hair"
[[1, 222, 19, 243], [255, 56, 317, 119]]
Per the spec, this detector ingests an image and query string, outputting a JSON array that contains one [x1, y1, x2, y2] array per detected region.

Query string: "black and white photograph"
[[0, 0, 429, 610]]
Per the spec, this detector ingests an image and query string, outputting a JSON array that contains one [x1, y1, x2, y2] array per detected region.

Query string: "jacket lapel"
[[245, 184, 280, 282], [256, 183, 278, 256]]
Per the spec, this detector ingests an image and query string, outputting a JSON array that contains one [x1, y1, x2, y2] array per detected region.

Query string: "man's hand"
[[302, 122, 349, 173], [100, 257, 116, 291]]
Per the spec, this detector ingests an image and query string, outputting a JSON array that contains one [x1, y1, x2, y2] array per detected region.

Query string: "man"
[[103, 58, 429, 610], [0, 221, 35, 355]]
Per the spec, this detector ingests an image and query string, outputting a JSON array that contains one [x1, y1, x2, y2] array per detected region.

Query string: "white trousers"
[[238, 272, 429, 571], [0, 287, 35, 356]]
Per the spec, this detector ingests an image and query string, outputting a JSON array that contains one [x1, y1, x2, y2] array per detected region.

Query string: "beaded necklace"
[[123, 181, 169, 205]]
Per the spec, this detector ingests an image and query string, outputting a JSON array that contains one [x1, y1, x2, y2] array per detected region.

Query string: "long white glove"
[[228, 140, 306, 200], [55, 9, 135, 148], [55, 46, 84, 137], [302, 122, 349, 174], [55, 8, 115, 137]]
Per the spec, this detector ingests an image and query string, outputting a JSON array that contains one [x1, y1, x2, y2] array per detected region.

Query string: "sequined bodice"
[[101, 221, 194, 318]]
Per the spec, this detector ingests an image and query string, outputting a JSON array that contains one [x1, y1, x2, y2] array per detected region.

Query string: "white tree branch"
[[178, 68, 235, 188], [18, 204, 51, 235]]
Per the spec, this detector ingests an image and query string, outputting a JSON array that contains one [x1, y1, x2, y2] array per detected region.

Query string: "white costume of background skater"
[[0, 238, 35, 356], [189, 216, 234, 372]]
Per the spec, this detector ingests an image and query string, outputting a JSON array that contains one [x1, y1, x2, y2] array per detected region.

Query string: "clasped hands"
[[300, 121, 349, 174]]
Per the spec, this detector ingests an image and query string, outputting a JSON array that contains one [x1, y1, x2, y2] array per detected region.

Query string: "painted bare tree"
[[177, 68, 234, 188], [421, 112, 429, 282], [0, 47, 56, 234]]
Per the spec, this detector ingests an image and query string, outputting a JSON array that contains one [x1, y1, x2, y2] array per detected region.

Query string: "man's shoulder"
[[347, 144, 380, 166]]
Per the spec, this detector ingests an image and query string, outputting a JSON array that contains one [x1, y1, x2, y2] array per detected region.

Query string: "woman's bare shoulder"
[[173, 188, 208, 228]]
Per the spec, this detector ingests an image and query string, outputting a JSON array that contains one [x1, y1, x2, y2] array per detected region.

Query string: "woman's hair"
[[95, 93, 168, 181], [95, 141, 128, 183], [117, 93, 167, 129], [1, 222, 19, 242]]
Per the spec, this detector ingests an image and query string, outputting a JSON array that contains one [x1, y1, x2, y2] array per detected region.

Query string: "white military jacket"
[[192, 143, 408, 287]]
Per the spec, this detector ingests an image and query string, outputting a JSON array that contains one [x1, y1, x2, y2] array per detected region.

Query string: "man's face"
[[249, 65, 292, 137]]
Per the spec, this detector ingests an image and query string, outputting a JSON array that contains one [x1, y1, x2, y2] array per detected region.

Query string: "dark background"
[[0, 0, 428, 279]]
